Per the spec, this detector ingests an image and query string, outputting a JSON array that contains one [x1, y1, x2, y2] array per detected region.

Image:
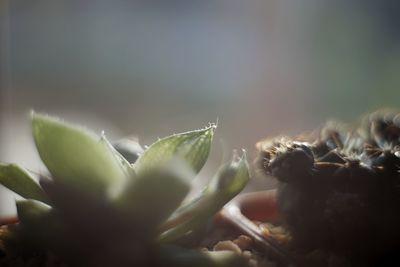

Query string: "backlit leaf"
[[31, 112, 125, 196], [134, 125, 215, 175]]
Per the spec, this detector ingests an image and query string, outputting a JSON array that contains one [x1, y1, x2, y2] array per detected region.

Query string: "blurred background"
[[1, 0, 400, 215]]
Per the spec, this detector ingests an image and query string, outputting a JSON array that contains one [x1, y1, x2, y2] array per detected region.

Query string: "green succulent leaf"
[[99, 133, 135, 178], [118, 160, 192, 233], [16, 200, 65, 250], [159, 151, 250, 243], [0, 163, 50, 205], [16, 199, 51, 225], [206, 150, 251, 199], [113, 138, 144, 164], [134, 125, 215, 175], [31, 112, 125, 196]]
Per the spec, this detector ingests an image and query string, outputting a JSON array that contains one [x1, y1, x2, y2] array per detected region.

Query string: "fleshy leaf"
[[0, 163, 50, 205], [39, 179, 130, 243], [16, 199, 51, 225], [113, 138, 144, 164], [16, 200, 64, 249], [159, 151, 250, 243], [118, 160, 192, 233], [206, 150, 250, 198], [134, 125, 215, 175], [100, 134, 135, 176], [31, 112, 125, 196]]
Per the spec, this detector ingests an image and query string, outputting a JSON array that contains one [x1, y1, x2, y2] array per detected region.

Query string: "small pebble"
[[213, 240, 242, 254], [259, 224, 270, 237], [242, 250, 253, 259], [248, 258, 258, 267], [234, 235, 253, 251]]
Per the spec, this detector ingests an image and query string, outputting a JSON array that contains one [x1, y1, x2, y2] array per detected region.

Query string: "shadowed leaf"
[[0, 163, 50, 204], [113, 138, 144, 164], [118, 161, 192, 233], [16, 199, 51, 225]]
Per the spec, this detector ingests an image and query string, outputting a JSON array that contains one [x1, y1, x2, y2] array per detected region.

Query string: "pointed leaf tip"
[[205, 149, 250, 200], [134, 125, 215, 175]]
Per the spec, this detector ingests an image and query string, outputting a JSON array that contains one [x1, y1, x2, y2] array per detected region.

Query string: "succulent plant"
[[0, 112, 250, 267], [257, 110, 400, 266]]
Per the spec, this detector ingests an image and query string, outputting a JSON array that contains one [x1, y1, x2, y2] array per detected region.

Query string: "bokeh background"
[[1, 0, 400, 215]]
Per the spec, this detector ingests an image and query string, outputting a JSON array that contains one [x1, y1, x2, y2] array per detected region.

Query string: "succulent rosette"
[[0, 113, 250, 267]]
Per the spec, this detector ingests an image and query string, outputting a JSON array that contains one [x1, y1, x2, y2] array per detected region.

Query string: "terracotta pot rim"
[[0, 216, 18, 226], [231, 189, 278, 222], [218, 189, 297, 266]]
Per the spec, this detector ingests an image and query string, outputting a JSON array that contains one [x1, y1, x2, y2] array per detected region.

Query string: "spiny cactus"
[[257, 110, 400, 266], [0, 112, 250, 267]]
